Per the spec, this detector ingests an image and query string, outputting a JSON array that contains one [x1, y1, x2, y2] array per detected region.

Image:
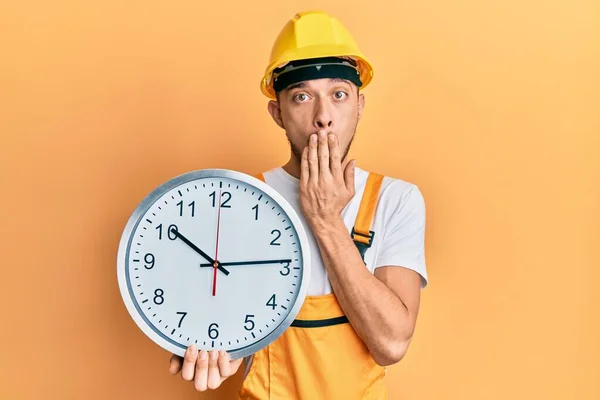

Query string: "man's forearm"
[[309, 216, 414, 366]]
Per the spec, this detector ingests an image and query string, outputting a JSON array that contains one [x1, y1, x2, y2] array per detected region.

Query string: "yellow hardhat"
[[261, 10, 374, 99]]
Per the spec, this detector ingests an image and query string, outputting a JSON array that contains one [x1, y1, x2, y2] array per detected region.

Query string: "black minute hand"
[[199, 259, 293, 268], [170, 228, 230, 275]]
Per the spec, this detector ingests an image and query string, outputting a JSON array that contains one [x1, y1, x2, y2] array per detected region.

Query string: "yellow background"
[[1, 0, 598, 399]]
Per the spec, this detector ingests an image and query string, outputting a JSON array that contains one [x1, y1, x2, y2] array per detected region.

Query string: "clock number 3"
[[280, 262, 290, 276]]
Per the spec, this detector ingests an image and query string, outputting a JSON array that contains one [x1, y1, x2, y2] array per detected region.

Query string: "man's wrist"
[[308, 214, 347, 238]]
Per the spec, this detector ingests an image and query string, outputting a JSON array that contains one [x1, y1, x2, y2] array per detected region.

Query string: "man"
[[168, 10, 428, 399]]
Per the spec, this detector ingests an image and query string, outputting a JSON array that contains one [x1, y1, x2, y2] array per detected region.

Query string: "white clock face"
[[117, 169, 311, 359]]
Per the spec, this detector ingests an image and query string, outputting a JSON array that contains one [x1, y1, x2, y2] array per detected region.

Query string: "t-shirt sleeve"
[[373, 184, 428, 288]]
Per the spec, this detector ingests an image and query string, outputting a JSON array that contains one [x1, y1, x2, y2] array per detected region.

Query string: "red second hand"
[[212, 190, 222, 296]]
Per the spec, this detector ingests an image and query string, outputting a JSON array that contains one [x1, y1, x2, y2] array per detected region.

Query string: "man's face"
[[268, 78, 365, 163]]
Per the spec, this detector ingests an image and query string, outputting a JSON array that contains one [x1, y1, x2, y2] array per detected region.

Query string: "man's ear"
[[357, 92, 365, 122], [268, 100, 285, 129]]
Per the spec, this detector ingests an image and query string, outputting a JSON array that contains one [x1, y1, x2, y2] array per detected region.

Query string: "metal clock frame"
[[117, 168, 312, 359]]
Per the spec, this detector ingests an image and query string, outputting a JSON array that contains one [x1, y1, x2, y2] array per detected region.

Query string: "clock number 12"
[[210, 191, 232, 208]]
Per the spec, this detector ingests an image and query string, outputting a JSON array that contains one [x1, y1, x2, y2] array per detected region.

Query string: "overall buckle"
[[351, 227, 375, 262]]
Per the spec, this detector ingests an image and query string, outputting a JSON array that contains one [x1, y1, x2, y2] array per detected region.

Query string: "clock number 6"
[[208, 323, 219, 339]]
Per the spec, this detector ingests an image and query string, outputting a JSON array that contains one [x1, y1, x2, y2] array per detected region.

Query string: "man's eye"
[[334, 91, 347, 100], [294, 93, 309, 102]]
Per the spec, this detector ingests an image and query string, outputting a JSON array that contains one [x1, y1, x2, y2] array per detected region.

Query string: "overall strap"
[[352, 173, 384, 261]]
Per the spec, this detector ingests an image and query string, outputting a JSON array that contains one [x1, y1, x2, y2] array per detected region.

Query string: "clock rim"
[[116, 168, 312, 359]]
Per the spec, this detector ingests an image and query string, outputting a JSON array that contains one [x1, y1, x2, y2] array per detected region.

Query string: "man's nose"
[[316, 119, 333, 129], [314, 100, 333, 129]]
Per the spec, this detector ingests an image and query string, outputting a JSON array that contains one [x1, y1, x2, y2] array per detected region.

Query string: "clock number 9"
[[208, 323, 219, 339], [156, 224, 178, 240], [144, 253, 155, 269]]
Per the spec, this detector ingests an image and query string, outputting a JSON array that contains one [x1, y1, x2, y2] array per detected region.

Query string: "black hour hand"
[[170, 228, 230, 275]]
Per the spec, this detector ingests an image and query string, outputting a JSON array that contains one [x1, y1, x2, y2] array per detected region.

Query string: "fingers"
[[169, 354, 183, 375], [344, 159, 356, 195], [206, 350, 221, 390], [308, 133, 319, 183], [193, 350, 209, 391], [217, 350, 231, 379], [229, 357, 244, 374], [181, 345, 199, 381], [317, 131, 330, 178], [328, 134, 342, 179], [300, 145, 309, 187], [175, 347, 237, 392]]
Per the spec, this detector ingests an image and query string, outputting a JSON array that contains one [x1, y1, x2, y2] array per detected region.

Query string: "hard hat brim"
[[261, 44, 374, 99]]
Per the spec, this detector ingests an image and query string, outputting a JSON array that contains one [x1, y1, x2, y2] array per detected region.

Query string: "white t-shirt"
[[242, 165, 428, 377], [261, 165, 428, 295]]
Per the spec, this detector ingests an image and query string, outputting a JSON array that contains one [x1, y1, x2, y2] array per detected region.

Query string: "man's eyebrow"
[[330, 78, 352, 86], [285, 82, 307, 91]]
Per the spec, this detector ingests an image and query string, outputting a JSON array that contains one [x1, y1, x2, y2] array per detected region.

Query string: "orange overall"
[[238, 172, 387, 400]]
